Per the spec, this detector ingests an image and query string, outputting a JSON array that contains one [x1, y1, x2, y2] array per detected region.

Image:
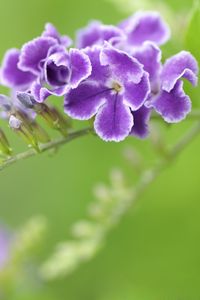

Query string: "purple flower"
[[0, 49, 36, 90], [76, 21, 125, 48], [0, 23, 72, 93], [146, 51, 198, 123], [18, 23, 72, 77], [0, 13, 199, 143], [30, 46, 92, 102], [0, 229, 10, 269], [119, 11, 170, 48], [18, 37, 58, 76], [64, 43, 150, 142]]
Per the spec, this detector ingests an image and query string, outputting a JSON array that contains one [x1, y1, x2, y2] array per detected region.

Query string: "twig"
[[127, 121, 200, 209], [1, 108, 200, 173], [40, 122, 200, 280], [0, 127, 92, 172]]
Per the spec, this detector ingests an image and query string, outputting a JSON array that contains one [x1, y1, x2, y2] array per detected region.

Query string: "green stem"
[[0, 127, 92, 172], [1, 110, 200, 173], [122, 121, 200, 213], [40, 121, 200, 281]]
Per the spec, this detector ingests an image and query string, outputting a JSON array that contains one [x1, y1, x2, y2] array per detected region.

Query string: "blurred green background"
[[1, 0, 200, 299]]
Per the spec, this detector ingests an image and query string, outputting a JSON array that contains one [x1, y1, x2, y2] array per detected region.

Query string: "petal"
[[1, 49, 35, 89], [42, 23, 72, 47], [83, 46, 110, 83], [31, 81, 51, 102], [76, 21, 124, 48], [100, 43, 143, 84], [69, 48, 92, 88], [64, 82, 107, 119], [150, 81, 191, 123], [44, 51, 70, 86], [18, 37, 57, 75], [130, 106, 151, 139], [133, 41, 162, 89], [94, 93, 133, 142], [123, 72, 150, 111], [76, 21, 102, 48], [31, 81, 68, 102], [119, 11, 170, 46], [161, 51, 198, 92]]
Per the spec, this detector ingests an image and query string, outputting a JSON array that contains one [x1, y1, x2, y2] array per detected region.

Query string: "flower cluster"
[[0, 11, 198, 143]]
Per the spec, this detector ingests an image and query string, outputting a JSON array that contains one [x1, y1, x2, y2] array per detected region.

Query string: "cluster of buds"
[[0, 92, 71, 155]]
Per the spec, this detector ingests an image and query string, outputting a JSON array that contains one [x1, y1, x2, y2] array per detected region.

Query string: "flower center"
[[112, 82, 122, 93]]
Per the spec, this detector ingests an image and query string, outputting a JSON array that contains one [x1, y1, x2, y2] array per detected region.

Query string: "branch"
[[127, 121, 200, 209], [0, 127, 92, 172], [1, 108, 200, 173], [40, 121, 200, 280]]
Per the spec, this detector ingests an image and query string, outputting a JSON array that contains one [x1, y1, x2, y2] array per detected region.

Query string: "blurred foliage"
[[0, 0, 200, 300], [185, 1, 200, 63], [184, 1, 200, 108]]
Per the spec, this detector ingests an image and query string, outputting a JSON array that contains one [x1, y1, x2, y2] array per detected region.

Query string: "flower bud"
[[16, 92, 36, 109], [9, 115, 40, 152], [0, 128, 12, 156], [31, 122, 50, 144], [50, 107, 71, 136], [35, 103, 69, 136], [0, 95, 12, 112], [34, 103, 59, 128]]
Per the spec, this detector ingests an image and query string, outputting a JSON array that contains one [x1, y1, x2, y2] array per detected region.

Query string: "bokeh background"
[[1, 0, 200, 299]]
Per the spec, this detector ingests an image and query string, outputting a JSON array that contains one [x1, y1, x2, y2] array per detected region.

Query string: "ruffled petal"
[[133, 41, 161, 89], [161, 51, 198, 92], [123, 72, 150, 110], [83, 46, 110, 83], [44, 51, 70, 86], [94, 93, 133, 142], [69, 48, 92, 88], [42, 23, 72, 47], [130, 106, 151, 139], [100, 43, 143, 84], [76, 21, 124, 48], [18, 37, 57, 75], [149, 81, 191, 123], [1, 49, 35, 89], [31, 81, 69, 103], [64, 82, 107, 119], [119, 11, 170, 46]]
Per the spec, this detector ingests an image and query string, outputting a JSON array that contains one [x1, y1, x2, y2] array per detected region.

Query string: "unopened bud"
[[9, 115, 22, 129], [17, 92, 36, 109], [31, 122, 50, 144], [0, 95, 12, 112], [34, 103, 59, 128], [0, 128, 12, 156], [50, 107, 70, 136], [9, 115, 40, 152], [35, 103, 69, 136]]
